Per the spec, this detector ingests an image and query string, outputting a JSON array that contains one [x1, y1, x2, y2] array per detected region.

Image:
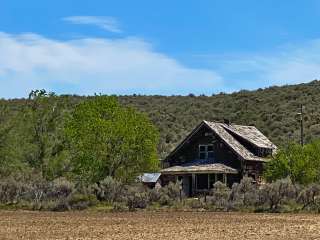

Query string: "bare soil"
[[0, 210, 320, 240]]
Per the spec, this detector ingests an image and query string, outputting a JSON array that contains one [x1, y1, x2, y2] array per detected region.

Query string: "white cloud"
[[0, 32, 222, 98], [2, 30, 320, 99], [63, 16, 122, 33], [215, 40, 320, 90]]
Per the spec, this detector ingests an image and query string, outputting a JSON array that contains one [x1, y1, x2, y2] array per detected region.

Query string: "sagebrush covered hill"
[[1, 80, 320, 161]]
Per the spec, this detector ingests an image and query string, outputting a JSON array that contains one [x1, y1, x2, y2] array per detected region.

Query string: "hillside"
[[119, 80, 320, 158], [1, 80, 320, 162]]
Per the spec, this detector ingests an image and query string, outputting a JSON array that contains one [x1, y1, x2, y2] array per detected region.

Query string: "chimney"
[[223, 118, 230, 125]]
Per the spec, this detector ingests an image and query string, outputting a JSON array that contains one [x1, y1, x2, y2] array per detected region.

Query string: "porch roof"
[[160, 163, 238, 175]]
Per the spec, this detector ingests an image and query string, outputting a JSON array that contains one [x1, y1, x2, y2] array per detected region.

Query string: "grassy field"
[[0, 211, 320, 240]]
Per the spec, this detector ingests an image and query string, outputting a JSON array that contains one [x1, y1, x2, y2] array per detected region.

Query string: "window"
[[207, 145, 214, 158], [199, 144, 214, 159]]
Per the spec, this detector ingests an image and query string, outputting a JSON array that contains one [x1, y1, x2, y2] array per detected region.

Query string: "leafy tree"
[[1, 90, 71, 179], [0, 103, 15, 175], [66, 96, 159, 183], [264, 141, 320, 184]]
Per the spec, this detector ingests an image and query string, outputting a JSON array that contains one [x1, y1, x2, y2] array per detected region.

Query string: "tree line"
[[0, 91, 159, 183], [1, 81, 320, 211]]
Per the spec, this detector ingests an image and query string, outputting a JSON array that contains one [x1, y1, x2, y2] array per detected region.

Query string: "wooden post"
[[192, 174, 196, 196], [223, 174, 227, 184]]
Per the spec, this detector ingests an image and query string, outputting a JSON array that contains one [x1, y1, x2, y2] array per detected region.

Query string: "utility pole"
[[297, 104, 304, 146]]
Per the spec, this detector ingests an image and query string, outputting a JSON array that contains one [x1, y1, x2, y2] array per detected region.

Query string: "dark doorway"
[[196, 174, 208, 190], [217, 173, 223, 182]]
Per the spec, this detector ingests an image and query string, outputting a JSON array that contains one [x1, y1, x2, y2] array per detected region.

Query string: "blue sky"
[[1, 0, 320, 98]]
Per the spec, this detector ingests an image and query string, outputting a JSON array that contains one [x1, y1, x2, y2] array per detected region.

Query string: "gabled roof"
[[221, 124, 277, 149], [204, 121, 270, 162], [166, 120, 276, 163]]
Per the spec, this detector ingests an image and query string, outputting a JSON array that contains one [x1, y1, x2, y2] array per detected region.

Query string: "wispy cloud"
[[63, 16, 122, 33], [0, 32, 222, 98], [195, 41, 320, 91]]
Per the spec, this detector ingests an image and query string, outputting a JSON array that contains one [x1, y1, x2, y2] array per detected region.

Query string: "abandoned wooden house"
[[160, 120, 277, 196]]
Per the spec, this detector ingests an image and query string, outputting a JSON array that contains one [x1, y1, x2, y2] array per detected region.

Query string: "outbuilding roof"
[[138, 173, 161, 183]]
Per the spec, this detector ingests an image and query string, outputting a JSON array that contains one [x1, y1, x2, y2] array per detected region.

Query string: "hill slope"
[[1, 80, 320, 161], [119, 80, 320, 158]]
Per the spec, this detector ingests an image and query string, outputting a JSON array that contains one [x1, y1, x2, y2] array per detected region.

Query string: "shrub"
[[229, 177, 258, 208], [48, 177, 75, 199], [210, 181, 231, 209], [157, 181, 182, 206], [26, 178, 50, 209], [163, 181, 182, 199], [68, 192, 97, 210], [148, 188, 161, 202], [112, 202, 128, 212], [49, 198, 71, 212], [125, 184, 150, 210], [298, 183, 320, 210], [261, 178, 295, 210], [92, 177, 123, 203], [0, 177, 29, 204], [185, 198, 206, 209]]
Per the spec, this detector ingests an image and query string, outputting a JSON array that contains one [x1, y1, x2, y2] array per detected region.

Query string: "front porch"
[[160, 163, 238, 197]]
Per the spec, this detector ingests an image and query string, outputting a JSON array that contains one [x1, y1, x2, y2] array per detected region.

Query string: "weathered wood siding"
[[166, 125, 242, 170]]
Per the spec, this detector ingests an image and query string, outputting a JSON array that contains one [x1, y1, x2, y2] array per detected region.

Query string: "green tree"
[[0, 103, 15, 175], [264, 141, 320, 184], [66, 96, 159, 183], [7, 90, 71, 179]]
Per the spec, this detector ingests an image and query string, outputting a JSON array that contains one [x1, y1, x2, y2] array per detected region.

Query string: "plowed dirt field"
[[0, 210, 320, 239]]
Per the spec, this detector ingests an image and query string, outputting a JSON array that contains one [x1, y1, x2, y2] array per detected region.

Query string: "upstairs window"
[[199, 144, 214, 159], [257, 147, 273, 157]]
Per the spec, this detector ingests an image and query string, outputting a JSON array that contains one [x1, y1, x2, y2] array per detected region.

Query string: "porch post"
[[192, 173, 196, 196], [223, 173, 227, 184]]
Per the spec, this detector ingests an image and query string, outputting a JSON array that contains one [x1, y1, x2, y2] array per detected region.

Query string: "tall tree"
[[0, 102, 13, 175], [66, 96, 159, 183], [9, 90, 72, 179]]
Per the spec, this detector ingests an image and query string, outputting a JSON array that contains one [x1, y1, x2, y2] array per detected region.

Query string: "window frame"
[[198, 144, 214, 160]]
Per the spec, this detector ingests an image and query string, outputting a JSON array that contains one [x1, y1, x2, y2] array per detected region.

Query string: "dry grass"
[[1, 210, 320, 240]]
